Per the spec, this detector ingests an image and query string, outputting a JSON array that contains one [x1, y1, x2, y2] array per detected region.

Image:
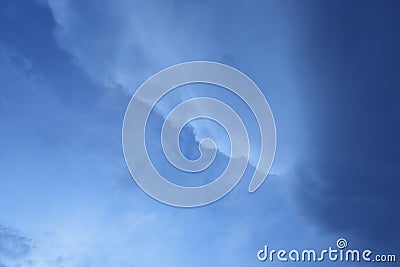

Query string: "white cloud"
[[46, 0, 227, 92]]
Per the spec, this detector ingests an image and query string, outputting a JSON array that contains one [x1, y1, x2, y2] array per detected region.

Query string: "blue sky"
[[0, 0, 399, 266]]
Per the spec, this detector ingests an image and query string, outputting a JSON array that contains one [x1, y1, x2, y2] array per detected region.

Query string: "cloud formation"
[[2, 0, 398, 266]]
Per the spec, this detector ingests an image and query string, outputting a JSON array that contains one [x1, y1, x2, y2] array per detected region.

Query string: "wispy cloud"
[[0, 225, 33, 266], [47, 0, 189, 91]]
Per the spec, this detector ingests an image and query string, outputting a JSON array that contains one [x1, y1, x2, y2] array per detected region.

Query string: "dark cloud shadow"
[[290, 0, 400, 250]]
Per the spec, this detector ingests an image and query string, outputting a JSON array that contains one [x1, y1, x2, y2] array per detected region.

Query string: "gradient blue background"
[[0, 0, 399, 266]]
